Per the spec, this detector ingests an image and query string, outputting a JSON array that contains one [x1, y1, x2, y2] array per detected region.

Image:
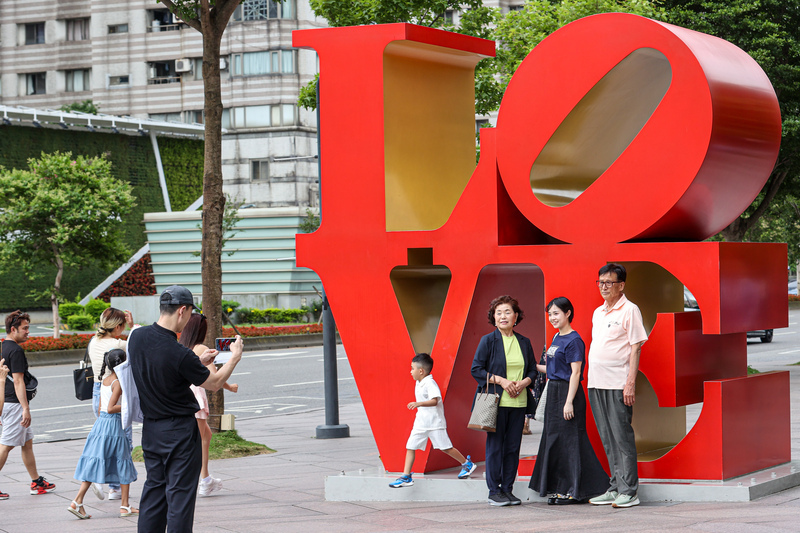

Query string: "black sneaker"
[[488, 492, 511, 506], [504, 492, 521, 505]]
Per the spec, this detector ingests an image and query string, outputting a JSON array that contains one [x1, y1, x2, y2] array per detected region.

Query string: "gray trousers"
[[588, 388, 638, 496]]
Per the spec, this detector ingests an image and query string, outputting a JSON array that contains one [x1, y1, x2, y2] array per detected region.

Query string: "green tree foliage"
[[0, 152, 135, 337], [60, 100, 99, 115], [661, 0, 800, 244]]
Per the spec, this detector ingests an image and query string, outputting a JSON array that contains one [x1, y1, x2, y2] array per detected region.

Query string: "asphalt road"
[[23, 344, 358, 443]]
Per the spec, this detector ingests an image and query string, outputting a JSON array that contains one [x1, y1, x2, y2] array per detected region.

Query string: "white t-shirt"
[[413, 374, 446, 430], [88, 336, 127, 383]]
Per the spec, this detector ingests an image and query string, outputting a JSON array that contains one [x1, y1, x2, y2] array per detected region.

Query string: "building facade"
[[0, 0, 322, 209]]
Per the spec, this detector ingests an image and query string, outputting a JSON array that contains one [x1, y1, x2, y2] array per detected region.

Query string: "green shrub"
[[235, 307, 251, 323], [271, 308, 306, 323], [222, 300, 241, 314], [67, 314, 95, 331], [249, 309, 267, 324], [59, 303, 84, 323], [84, 298, 110, 321]]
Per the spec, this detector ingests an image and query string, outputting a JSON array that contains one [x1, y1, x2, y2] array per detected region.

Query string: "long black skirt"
[[528, 380, 609, 500]]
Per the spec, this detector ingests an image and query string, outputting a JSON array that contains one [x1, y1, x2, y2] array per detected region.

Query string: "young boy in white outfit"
[[390, 353, 476, 487]]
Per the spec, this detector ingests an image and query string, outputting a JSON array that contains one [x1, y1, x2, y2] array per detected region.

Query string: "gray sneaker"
[[611, 493, 640, 508], [589, 491, 619, 505]]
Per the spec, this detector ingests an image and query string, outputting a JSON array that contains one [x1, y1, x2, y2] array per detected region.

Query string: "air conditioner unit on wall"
[[175, 59, 192, 73]]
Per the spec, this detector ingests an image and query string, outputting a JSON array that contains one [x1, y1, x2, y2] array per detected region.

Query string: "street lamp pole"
[[314, 78, 349, 439]]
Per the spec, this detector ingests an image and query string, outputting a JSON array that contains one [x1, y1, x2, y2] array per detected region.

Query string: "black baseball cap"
[[160, 285, 201, 312]]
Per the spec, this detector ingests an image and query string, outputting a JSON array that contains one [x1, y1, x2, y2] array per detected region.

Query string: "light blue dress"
[[74, 380, 138, 485]]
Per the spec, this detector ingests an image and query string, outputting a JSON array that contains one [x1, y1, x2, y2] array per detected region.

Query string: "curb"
[[25, 332, 341, 367]]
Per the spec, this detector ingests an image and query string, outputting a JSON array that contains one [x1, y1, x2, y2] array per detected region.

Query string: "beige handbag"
[[468, 372, 500, 432]]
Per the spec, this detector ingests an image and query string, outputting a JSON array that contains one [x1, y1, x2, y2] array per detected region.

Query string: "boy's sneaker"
[[389, 474, 413, 488], [198, 477, 223, 497], [108, 488, 122, 500], [611, 493, 640, 508], [589, 490, 618, 505], [0, 489, 8, 500], [504, 492, 522, 506], [458, 456, 477, 479], [488, 492, 510, 506], [30, 477, 55, 495]]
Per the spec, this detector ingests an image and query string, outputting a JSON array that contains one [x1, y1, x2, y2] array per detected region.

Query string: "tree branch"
[[159, 0, 203, 32]]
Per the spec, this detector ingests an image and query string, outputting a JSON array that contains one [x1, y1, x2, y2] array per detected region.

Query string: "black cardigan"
[[470, 329, 539, 415]]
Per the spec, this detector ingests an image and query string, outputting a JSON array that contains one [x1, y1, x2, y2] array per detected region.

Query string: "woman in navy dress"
[[529, 297, 608, 504]]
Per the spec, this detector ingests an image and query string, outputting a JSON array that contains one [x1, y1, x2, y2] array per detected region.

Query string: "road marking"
[[243, 350, 312, 359], [31, 404, 93, 413], [778, 349, 800, 354], [274, 377, 354, 388], [774, 331, 796, 336], [225, 395, 321, 404], [231, 372, 251, 376]]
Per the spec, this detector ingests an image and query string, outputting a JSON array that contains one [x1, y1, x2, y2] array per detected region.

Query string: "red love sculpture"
[[294, 14, 789, 480]]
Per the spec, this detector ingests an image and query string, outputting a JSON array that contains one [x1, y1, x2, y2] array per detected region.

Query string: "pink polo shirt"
[[587, 294, 648, 390]]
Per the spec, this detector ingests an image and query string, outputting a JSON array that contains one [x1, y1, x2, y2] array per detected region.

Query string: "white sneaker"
[[108, 488, 122, 500], [91, 483, 105, 500], [198, 477, 222, 497]]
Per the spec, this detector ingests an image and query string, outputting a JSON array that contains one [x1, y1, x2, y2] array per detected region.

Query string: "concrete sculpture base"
[[326, 461, 800, 503]]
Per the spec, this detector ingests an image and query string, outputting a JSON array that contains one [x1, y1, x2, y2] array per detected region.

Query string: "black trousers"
[[138, 415, 202, 533], [485, 406, 526, 495]]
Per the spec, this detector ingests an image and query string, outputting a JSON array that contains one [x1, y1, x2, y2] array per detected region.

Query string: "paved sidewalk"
[[1, 362, 800, 532]]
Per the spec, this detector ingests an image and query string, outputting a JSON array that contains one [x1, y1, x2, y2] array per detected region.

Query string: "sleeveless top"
[[100, 379, 119, 413]]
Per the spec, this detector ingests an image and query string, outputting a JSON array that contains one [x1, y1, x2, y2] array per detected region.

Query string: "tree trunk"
[[201, 12, 226, 432], [52, 252, 63, 339]]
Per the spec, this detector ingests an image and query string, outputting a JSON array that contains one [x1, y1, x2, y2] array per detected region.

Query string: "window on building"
[[233, 0, 296, 21], [26, 72, 46, 95], [66, 69, 90, 92], [149, 112, 182, 123], [476, 119, 491, 134], [149, 9, 181, 31], [148, 61, 179, 84], [222, 104, 297, 129], [508, 4, 525, 12], [193, 58, 204, 81], [109, 75, 130, 86], [108, 24, 129, 34], [444, 10, 455, 25], [231, 50, 295, 76], [251, 160, 270, 180], [186, 110, 204, 124], [66, 18, 90, 41], [25, 23, 45, 45]]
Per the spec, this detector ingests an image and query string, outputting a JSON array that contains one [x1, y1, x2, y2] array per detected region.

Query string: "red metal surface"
[[293, 14, 789, 479]]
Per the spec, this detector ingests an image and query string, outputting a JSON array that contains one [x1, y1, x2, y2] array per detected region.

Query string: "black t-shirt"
[[128, 323, 211, 419], [2, 339, 28, 404]]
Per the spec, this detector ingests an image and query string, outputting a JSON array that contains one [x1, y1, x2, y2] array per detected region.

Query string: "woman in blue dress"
[[68, 349, 138, 519], [528, 297, 608, 504]]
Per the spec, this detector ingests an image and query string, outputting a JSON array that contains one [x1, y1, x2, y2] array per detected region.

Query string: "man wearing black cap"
[[128, 285, 243, 533]]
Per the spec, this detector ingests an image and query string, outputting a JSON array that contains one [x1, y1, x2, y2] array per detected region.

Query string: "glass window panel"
[[271, 52, 279, 73], [281, 51, 294, 73], [271, 105, 281, 126], [222, 109, 231, 129], [243, 52, 270, 75], [233, 107, 245, 128], [232, 54, 241, 76], [281, 0, 295, 19], [245, 105, 270, 127], [269, 0, 279, 19], [281, 104, 294, 125]]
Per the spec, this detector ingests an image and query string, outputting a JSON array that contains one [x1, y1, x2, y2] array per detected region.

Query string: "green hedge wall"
[[0, 125, 203, 310]]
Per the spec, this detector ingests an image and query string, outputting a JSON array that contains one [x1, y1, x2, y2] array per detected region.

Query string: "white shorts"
[[406, 428, 453, 451], [0, 402, 34, 447]]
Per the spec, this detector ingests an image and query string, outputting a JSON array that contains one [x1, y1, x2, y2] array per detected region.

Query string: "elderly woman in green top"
[[471, 295, 538, 507]]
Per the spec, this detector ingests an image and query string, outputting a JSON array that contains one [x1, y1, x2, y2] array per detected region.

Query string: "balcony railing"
[[148, 23, 186, 32], [148, 76, 181, 85]]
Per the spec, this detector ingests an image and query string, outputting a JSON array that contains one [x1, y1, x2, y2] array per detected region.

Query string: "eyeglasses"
[[596, 280, 622, 288]]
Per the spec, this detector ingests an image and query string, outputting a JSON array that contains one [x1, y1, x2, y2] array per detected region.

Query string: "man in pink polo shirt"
[[587, 263, 647, 509]]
